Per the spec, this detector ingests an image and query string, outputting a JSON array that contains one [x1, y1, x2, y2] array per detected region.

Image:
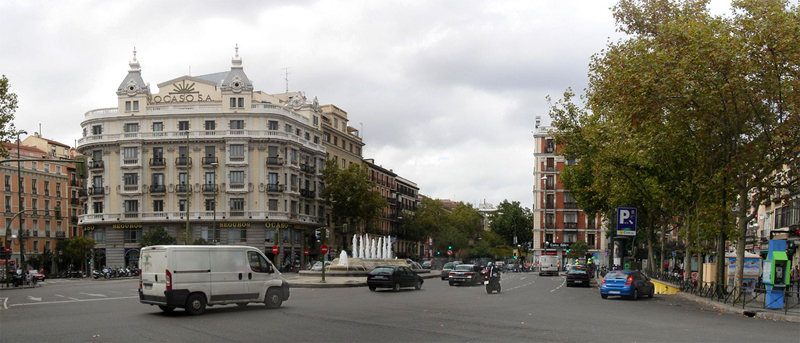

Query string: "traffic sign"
[[304, 250, 309, 255], [320, 244, 329, 255], [616, 207, 638, 236], [446, 249, 453, 256], [272, 246, 279, 254], [672, 251, 677, 257]]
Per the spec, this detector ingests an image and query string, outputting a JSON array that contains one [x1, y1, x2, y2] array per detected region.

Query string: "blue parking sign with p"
[[616, 207, 637, 236]]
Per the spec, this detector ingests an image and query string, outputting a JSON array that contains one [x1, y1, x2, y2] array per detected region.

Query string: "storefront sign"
[[83, 225, 96, 231], [219, 222, 250, 228], [151, 80, 213, 104], [264, 222, 289, 229], [112, 223, 142, 229]]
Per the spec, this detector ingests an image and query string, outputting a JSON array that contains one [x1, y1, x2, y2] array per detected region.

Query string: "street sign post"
[[616, 207, 638, 236]]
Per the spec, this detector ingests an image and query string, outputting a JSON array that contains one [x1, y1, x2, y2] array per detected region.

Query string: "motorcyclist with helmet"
[[485, 262, 501, 293]]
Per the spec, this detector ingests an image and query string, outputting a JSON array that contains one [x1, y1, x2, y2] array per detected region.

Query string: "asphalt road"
[[1, 273, 798, 342]]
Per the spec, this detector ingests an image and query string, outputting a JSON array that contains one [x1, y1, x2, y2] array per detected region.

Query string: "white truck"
[[138, 245, 289, 315], [539, 255, 559, 276]]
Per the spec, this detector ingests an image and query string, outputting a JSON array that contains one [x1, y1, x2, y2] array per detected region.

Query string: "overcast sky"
[[2, 0, 742, 209]]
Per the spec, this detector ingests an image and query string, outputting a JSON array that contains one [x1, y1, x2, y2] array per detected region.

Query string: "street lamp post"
[[184, 131, 191, 245], [211, 162, 218, 244]]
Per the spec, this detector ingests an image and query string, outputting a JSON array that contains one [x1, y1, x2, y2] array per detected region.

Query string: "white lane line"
[[55, 294, 65, 298], [27, 296, 42, 302], [2, 297, 7, 309], [550, 277, 566, 292], [79, 292, 107, 297], [10, 296, 138, 307]]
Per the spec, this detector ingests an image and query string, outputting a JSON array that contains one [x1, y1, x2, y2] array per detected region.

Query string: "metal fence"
[[643, 270, 800, 315]]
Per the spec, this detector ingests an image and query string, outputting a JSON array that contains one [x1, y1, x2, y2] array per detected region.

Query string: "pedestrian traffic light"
[[513, 250, 518, 259]]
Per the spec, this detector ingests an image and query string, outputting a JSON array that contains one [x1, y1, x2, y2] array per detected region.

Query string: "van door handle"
[[238, 273, 243, 280], [248, 273, 252, 280]]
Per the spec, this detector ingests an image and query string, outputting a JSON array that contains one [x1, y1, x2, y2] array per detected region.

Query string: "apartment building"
[[75, 48, 327, 270], [531, 122, 605, 267]]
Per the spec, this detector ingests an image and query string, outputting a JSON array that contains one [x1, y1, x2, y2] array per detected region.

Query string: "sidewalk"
[[591, 275, 800, 323]]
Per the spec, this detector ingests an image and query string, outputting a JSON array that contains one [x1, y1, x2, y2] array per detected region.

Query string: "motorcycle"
[[102, 266, 116, 279], [9, 270, 24, 287], [485, 272, 501, 294], [92, 269, 100, 279], [118, 266, 128, 277]]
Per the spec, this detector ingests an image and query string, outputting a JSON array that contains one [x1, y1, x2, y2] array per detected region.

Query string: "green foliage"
[[66, 236, 95, 265], [192, 238, 212, 245], [567, 241, 590, 259], [490, 200, 532, 246], [0, 75, 19, 159], [139, 227, 177, 248], [321, 159, 388, 233]]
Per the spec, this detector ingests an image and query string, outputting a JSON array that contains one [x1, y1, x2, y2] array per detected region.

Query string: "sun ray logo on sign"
[[616, 207, 637, 236]]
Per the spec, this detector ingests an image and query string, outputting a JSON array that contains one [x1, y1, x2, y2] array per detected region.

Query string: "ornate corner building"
[[76, 48, 327, 269]]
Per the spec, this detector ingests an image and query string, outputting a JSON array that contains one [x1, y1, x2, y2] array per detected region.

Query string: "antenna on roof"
[[282, 67, 291, 93]]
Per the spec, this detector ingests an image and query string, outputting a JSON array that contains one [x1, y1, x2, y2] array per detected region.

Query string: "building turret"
[[116, 47, 149, 114]]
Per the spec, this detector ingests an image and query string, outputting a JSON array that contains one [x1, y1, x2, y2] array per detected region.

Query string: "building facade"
[[1, 140, 73, 274], [531, 123, 605, 267], [76, 48, 327, 270]]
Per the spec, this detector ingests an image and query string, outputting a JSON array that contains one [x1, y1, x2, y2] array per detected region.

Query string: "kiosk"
[[763, 240, 791, 310]]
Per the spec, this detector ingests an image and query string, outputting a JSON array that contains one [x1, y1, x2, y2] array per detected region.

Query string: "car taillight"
[[465, 272, 473, 276], [625, 276, 633, 286], [165, 269, 172, 291], [449, 272, 455, 275], [602, 279, 606, 285]]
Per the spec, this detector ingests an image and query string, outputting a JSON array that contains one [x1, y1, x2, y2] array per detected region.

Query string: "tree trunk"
[[733, 186, 751, 298]]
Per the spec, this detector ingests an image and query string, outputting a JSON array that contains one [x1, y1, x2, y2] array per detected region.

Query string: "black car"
[[367, 265, 424, 292], [566, 268, 590, 287], [448, 264, 483, 286]]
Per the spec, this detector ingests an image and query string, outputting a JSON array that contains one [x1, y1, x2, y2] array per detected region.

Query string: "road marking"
[[1, 297, 7, 309], [550, 277, 566, 292], [55, 294, 64, 297], [79, 292, 107, 297], [10, 296, 138, 307], [27, 296, 42, 302]]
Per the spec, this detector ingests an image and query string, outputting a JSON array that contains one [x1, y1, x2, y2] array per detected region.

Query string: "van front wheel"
[[265, 289, 283, 309], [185, 294, 206, 316]]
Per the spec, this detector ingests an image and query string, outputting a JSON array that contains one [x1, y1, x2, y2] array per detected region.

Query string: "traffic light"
[[513, 249, 518, 259], [436, 251, 441, 255], [448, 242, 452, 250]]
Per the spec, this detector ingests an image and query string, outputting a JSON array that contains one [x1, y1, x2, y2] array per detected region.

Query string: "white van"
[[138, 245, 289, 315], [539, 256, 559, 276]]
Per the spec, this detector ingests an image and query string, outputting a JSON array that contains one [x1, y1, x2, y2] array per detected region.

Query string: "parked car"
[[448, 264, 483, 286], [421, 261, 432, 269], [407, 261, 423, 270], [26, 269, 46, 281], [600, 270, 655, 300], [566, 268, 590, 287], [440, 261, 462, 280], [367, 265, 423, 292]]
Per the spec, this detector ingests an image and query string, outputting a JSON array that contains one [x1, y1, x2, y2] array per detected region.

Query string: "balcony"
[[564, 202, 578, 209], [176, 157, 192, 168], [228, 183, 246, 191], [21, 229, 30, 237], [202, 156, 219, 167], [90, 186, 105, 196], [300, 189, 316, 199], [45, 230, 51, 237], [564, 222, 578, 230], [71, 180, 80, 187], [266, 184, 284, 193], [175, 184, 191, 194], [300, 163, 316, 174], [202, 184, 219, 193], [266, 157, 283, 167], [55, 231, 66, 239], [90, 160, 104, 170], [71, 197, 80, 205], [33, 230, 39, 237], [149, 157, 166, 168], [78, 188, 88, 197], [70, 216, 78, 224], [149, 184, 166, 194]]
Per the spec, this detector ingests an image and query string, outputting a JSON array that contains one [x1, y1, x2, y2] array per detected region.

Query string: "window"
[[124, 123, 139, 132], [20, 197, 25, 211], [153, 122, 164, 133], [31, 179, 38, 194], [92, 201, 103, 214], [92, 125, 102, 135], [123, 173, 138, 186], [334, 136, 338, 145], [229, 97, 244, 108], [204, 120, 215, 131], [202, 226, 220, 242], [265, 228, 275, 243], [178, 200, 187, 212], [228, 227, 246, 243], [124, 200, 138, 213], [565, 232, 577, 243], [230, 198, 244, 211], [588, 234, 596, 247], [268, 199, 278, 211], [314, 136, 319, 144], [238, 97, 244, 108], [4, 196, 10, 212], [294, 229, 301, 244], [230, 144, 245, 162], [55, 184, 61, 197], [123, 147, 138, 160], [230, 120, 244, 130], [94, 228, 106, 244], [133, 100, 139, 111], [4, 175, 10, 191], [324, 133, 329, 142], [230, 98, 236, 108], [268, 121, 279, 130], [153, 200, 164, 212], [205, 198, 216, 211], [124, 228, 141, 244], [125, 101, 131, 111], [32, 162, 38, 170], [333, 118, 338, 128], [313, 116, 319, 126], [178, 121, 189, 131], [230, 171, 244, 188]]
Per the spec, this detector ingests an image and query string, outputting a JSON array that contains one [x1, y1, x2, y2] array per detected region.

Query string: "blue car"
[[600, 270, 655, 300]]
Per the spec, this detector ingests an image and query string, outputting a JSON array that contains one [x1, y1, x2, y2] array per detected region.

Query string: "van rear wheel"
[[265, 289, 283, 309], [185, 294, 206, 315]]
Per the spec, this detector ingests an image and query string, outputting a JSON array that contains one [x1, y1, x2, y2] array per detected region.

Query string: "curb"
[[676, 291, 800, 323], [287, 272, 441, 289]]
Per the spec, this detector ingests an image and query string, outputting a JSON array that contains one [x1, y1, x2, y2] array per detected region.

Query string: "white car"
[[311, 261, 331, 271]]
